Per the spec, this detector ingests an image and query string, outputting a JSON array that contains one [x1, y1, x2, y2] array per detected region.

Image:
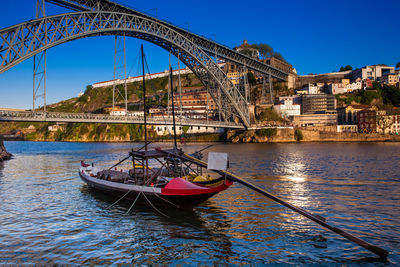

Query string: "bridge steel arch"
[[0, 11, 250, 127], [46, 0, 289, 81]]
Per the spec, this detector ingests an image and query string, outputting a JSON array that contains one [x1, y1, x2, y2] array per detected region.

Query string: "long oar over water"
[[178, 152, 389, 259]]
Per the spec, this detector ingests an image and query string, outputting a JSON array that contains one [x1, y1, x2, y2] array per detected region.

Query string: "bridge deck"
[[0, 110, 244, 129]]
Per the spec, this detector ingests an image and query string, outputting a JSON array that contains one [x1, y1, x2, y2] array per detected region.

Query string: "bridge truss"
[[45, 0, 288, 81], [0, 0, 289, 128], [0, 11, 251, 127], [0, 109, 244, 129]]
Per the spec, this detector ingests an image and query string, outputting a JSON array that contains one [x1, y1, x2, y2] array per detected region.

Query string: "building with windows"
[[328, 79, 362, 94], [380, 74, 398, 86], [295, 71, 352, 89], [292, 112, 337, 127], [154, 125, 224, 136], [301, 94, 336, 114], [263, 56, 294, 75], [351, 65, 395, 81], [274, 96, 301, 118], [357, 110, 377, 133], [337, 104, 376, 125], [234, 40, 260, 59], [167, 86, 217, 120]]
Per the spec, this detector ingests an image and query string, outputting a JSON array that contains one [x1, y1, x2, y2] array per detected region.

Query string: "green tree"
[[273, 52, 285, 62], [251, 43, 273, 59], [294, 129, 303, 141], [339, 65, 352, 72], [182, 125, 189, 134], [396, 62, 400, 69], [238, 47, 254, 57], [256, 128, 277, 138], [247, 72, 256, 84]]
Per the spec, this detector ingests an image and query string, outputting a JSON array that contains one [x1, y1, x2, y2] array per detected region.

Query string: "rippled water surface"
[[0, 141, 399, 265]]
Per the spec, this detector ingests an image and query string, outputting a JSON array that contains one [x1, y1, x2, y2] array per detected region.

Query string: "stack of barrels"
[[0, 135, 12, 161]]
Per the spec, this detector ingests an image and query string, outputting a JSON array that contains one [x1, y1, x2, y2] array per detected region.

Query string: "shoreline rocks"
[[0, 135, 13, 161]]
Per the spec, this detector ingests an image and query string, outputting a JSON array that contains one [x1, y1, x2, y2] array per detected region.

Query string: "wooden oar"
[[108, 142, 152, 170], [179, 152, 389, 259]]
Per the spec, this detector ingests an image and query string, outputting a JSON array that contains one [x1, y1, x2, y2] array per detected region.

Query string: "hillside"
[[0, 73, 224, 143], [335, 82, 400, 108], [46, 73, 202, 113]]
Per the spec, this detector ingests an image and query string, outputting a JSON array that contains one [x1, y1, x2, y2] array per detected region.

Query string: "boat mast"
[[141, 44, 148, 152], [169, 65, 178, 149]]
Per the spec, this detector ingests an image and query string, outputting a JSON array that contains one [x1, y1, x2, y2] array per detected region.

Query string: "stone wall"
[[228, 128, 399, 143]]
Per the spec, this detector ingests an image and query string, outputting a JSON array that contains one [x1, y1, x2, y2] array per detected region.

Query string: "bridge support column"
[[33, 0, 47, 113], [112, 34, 128, 112], [269, 73, 273, 103]]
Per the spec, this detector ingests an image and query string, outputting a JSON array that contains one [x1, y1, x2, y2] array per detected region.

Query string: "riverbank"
[[227, 128, 400, 143], [2, 121, 400, 143]]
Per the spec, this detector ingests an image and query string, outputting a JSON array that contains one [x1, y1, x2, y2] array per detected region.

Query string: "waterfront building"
[[48, 124, 65, 132], [376, 110, 400, 134], [337, 125, 358, 133], [337, 104, 376, 125], [301, 94, 336, 114], [109, 107, 127, 116], [357, 109, 400, 134], [292, 112, 337, 127], [357, 110, 377, 133], [274, 96, 301, 119], [154, 125, 224, 136]]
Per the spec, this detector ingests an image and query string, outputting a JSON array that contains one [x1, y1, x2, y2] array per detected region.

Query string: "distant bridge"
[[0, 110, 245, 129]]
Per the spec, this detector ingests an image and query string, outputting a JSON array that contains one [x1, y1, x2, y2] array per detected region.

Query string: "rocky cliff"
[[0, 135, 12, 161]]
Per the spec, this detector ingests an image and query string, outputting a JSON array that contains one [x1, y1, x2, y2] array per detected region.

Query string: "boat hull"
[[79, 169, 231, 209]]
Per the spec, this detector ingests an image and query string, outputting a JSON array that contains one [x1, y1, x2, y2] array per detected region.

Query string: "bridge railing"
[[0, 110, 243, 128]]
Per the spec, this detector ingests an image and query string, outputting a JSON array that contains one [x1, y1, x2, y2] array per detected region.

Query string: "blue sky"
[[0, 0, 399, 109]]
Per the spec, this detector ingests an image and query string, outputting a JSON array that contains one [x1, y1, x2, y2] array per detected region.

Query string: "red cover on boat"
[[81, 161, 90, 167], [161, 178, 232, 196]]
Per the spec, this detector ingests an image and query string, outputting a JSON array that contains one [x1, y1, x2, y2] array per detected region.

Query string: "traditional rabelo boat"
[[79, 147, 232, 209], [79, 45, 232, 209], [79, 45, 389, 259]]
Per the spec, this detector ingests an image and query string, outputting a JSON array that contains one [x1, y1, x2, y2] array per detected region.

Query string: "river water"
[[0, 141, 399, 265]]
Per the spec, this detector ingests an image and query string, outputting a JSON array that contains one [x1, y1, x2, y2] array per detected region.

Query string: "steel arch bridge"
[[0, 11, 252, 127], [0, 0, 289, 129], [46, 0, 289, 81]]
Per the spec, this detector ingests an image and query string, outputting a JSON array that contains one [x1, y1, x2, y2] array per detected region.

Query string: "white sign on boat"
[[207, 152, 228, 171]]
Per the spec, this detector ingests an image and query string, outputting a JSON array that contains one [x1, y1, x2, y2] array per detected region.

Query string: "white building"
[[110, 108, 126, 116], [329, 79, 362, 94], [351, 65, 395, 81], [92, 63, 226, 89], [274, 96, 301, 118], [297, 83, 323, 95], [154, 125, 224, 136]]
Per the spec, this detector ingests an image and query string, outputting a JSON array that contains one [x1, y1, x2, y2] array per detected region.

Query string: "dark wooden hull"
[[79, 171, 229, 209]]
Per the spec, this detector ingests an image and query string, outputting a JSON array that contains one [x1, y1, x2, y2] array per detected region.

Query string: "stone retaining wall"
[[228, 128, 400, 143]]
